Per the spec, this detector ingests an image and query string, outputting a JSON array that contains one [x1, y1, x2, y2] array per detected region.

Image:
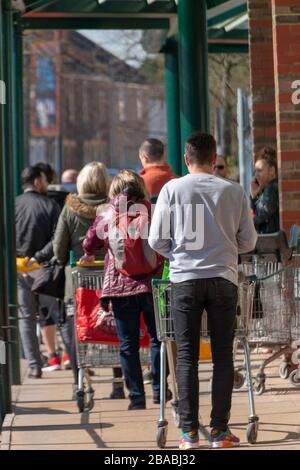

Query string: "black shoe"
[[72, 384, 78, 401], [153, 388, 173, 404], [41, 354, 48, 368], [28, 367, 42, 379], [110, 387, 126, 399], [128, 400, 146, 410]]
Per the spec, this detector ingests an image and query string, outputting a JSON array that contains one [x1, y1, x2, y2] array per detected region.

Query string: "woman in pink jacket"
[[82, 170, 171, 410]]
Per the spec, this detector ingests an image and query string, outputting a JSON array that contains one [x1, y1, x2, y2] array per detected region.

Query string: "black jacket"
[[250, 179, 279, 234], [47, 185, 69, 210], [16, 190, 61, 262]]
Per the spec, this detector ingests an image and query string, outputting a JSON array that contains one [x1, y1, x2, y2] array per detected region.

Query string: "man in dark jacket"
[[35, 162, 69, 210], [16, 166, 61, 378]]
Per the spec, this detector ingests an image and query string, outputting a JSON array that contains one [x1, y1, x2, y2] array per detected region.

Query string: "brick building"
[[248, 0, 300, 233], [23, 30, 166, 175]]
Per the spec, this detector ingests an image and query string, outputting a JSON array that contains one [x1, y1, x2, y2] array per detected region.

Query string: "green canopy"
[[20, 0, 248, 53]]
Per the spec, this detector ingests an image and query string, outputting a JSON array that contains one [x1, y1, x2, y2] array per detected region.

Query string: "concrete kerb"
[[0, 413, 14, 450], [0, 360, 27, 450]]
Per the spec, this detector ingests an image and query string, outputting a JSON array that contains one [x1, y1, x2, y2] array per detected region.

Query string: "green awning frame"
[[19, 0, 248, 53]]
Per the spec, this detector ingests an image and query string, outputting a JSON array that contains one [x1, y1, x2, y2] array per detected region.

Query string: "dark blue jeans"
[[111, 293, 160, 403], [171, 278, 238, 433]]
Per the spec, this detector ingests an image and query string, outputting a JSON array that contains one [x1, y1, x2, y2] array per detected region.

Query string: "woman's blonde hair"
[[76, 161, 109, 196], [109, 169, 147, 200]]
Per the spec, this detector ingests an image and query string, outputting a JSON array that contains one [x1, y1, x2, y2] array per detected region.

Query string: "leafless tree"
[[209, 53, 250, 161]]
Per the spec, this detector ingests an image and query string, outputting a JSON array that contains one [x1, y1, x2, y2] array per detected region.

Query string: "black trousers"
[[171, 277, 238, 433]]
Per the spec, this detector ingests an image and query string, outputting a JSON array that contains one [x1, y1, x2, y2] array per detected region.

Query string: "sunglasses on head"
[[214, 165, 225, 170]]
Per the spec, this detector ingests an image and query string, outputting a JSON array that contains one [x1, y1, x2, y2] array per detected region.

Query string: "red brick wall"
[[248, 0, 277, 155], [272, 0, 300, 234], [24, 30, 157, 173]]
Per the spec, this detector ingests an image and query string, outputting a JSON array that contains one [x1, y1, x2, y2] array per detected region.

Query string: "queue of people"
[[16, 135, 279, 449]]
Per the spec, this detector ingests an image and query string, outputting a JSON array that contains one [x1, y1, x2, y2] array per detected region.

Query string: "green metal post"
[[21, 17, 170, 30], [178, 0, 210, 175], [13, 12, 25, 196], [3, 0, 21, 387], [164, 38, 182, 176], [0, 0, 12, 421]]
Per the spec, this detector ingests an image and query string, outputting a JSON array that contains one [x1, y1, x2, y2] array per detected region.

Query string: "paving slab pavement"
[[1, 353, 300, 450]]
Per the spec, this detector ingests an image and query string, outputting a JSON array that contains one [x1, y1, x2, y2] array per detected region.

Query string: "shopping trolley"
[[72, 262, 150, 412], [152, 278, 258, 448], [239, 257, 300, 394]]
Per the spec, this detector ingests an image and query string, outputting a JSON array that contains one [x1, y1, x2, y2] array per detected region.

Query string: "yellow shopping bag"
[[199, 336, 212, 361], [16, 257, 40, 273]]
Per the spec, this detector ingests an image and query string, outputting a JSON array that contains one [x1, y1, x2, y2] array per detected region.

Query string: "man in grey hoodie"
[[149, 132, 257, 450]]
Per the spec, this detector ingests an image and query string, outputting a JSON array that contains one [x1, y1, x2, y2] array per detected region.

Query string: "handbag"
[[31, 260, 65, 299]]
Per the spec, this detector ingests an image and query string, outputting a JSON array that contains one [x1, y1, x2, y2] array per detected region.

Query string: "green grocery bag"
[[162, 260, 170, 280], [159, 261, 170, 317]]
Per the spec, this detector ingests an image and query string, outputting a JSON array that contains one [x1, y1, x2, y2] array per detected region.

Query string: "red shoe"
[[62, 353, 71, 370], [42, 355, 61, 372]]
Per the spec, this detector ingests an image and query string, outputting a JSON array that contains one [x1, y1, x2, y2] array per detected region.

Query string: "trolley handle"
[[153, 277, 256, 285], [69, 250, 105, 268], [258, 268, 286, 281], [152, 279, 170, 286], [76, 260, 104, 267]]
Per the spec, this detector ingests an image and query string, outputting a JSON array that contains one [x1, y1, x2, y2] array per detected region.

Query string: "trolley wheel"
[[171, 401, 180, 428], [289, 369, 300, 387], [156, 425, 167, 449], [85, 397, 95, 411], [279, 362, 290, 380], [253, 379, 265, 396], [76, 391, 85, 413], [247, 420, 259, 445], [233, 371, 245, 390]]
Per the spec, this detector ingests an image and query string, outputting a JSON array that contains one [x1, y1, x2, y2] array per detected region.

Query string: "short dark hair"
[[21, 166, 43, 188], [185, 132, 216, 166], [35, 162, 55, 184], [257, 146, 277, 174], [139, 138, 164, 163]]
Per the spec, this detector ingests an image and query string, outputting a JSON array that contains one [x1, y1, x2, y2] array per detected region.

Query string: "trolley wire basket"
[[240, 259, 300, 345], [152, 279, 256, 341], [72, 264, 150, 368], [152, 277, 259, 447], [239, 256, 300, 394], [71, 263, 150, 412]]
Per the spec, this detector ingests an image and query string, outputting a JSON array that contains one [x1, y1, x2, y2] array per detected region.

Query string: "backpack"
[[109, 202, 161, 277]]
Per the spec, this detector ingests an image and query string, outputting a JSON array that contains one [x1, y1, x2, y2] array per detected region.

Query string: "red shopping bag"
[[75, 287, 150, 347]]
